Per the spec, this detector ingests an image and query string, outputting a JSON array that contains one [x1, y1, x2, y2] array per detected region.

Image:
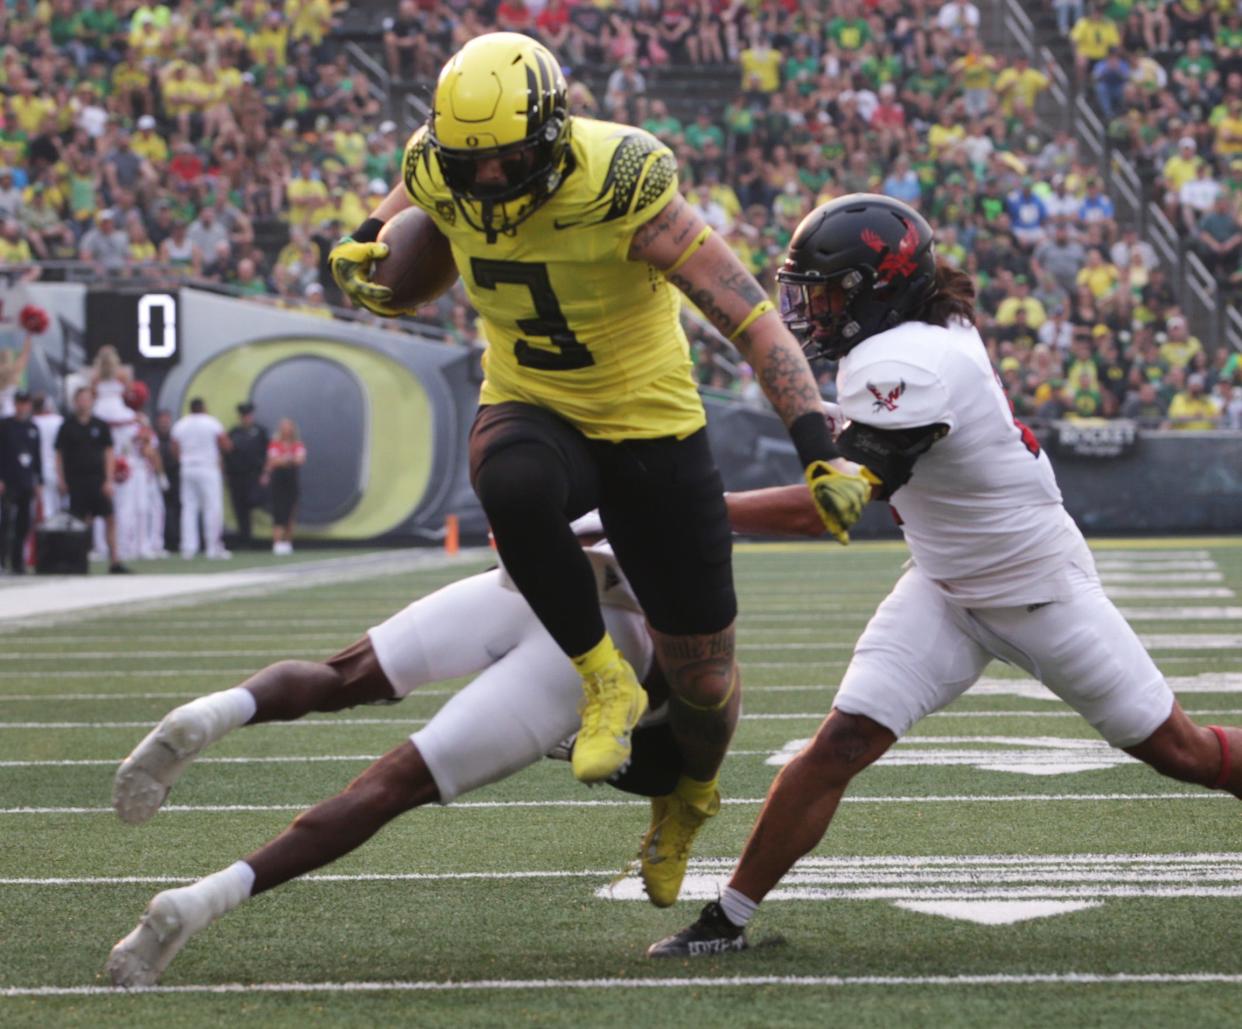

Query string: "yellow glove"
[[328, 238, 393, 314], [805, 461, 880, 544]]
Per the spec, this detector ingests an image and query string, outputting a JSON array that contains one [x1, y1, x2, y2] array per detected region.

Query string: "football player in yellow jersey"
[[331, 33, 872, 907]]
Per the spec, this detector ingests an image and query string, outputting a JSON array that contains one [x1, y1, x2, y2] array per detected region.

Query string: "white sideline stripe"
[[1088, 550, 1213, 559], [1139, 634, 1242, 649], [0, 755, 385, 768], [0, 689, 456, 702], [0, 793, 1225, 815], [3, 631, 1236, 665], [6, 851, 1242, 888], [1118, 607, 1242, 621], [0, 550, 486, 629], [0, 670, 259, 679], [1098, 572, 1223, 583], [1105, 587, 1234, 599], [1093, 560, 1219, 571], [0, 871, 616, 886], [4, 973, 1242, 997], [18, 708, 1242, 734], [0, 719, 431, 730]]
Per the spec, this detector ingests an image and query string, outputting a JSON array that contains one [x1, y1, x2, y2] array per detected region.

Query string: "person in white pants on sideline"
[[171, 397, 232, 560]]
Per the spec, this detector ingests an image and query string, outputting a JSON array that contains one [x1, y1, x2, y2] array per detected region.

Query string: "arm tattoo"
[[630, 197, 693, 254], [752, 337, 821, 422], [667, 262, 764, 337], [668, 270, 732, 331]]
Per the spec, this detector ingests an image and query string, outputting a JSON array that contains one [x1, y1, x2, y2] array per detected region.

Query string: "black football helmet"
[[777, 194, 936, 361]]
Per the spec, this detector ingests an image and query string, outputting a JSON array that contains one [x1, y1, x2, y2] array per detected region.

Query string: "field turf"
[[2, 539, 1241, 1027]]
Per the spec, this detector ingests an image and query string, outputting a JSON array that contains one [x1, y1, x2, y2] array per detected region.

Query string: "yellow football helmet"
[[427, 32, 571, 235]]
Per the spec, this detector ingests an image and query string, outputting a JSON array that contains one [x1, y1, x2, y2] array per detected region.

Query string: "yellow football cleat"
[[640, 787, 721, 908], [571, 658, 647, 783]]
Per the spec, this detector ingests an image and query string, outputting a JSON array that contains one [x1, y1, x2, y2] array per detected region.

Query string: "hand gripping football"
[[369, 207, 460, 314]]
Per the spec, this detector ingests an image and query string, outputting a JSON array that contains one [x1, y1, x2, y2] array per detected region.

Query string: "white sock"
[[720, 885, 758, 928], [166, 861, 256, 932], [174, 688, 257, 744]]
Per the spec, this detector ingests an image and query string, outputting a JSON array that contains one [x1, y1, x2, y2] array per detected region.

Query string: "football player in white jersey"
[[105, 492, 820, 987], [649, 195, 1242, 957]]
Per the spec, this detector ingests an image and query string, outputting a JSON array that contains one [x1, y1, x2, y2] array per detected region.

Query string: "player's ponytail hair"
[[913, 258, 976, 328]]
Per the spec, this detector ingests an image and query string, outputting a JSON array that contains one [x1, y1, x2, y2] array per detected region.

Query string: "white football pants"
[[180, 466, 225, 558], [367, 569, 653, 804]]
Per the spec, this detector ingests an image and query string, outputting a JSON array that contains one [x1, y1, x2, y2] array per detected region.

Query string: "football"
[[370, 206, 459, 313]]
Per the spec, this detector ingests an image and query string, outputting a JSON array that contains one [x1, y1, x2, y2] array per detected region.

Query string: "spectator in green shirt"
[[783, 40, 819, 96], [826, 7, 872, 53], [685, 109, 725, 153], [641, 99, 683, 145]]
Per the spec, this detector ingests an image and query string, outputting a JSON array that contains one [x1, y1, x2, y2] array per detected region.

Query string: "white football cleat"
[[107, 889, 200, 988], [113, 707, 210, 825]]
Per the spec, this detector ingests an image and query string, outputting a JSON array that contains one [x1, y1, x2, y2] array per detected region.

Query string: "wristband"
[[350, 217, 385, 244], [666, 225, 712, 273], [728, 299, 775, 342], [789, 410, 839, 467]]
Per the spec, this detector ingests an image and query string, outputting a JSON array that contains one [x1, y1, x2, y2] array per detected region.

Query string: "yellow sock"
[[675, 773, 719, 809], [571, 634, 621, 677]]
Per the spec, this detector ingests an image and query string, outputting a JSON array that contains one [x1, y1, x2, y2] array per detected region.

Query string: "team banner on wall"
[[1050, 419, 1139, 459]]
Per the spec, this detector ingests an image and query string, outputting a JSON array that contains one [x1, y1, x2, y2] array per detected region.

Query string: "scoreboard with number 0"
[[84, 289, 180, 365]]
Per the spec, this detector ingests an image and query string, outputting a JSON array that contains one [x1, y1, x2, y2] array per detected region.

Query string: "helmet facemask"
[[777, 265, 874, 362]]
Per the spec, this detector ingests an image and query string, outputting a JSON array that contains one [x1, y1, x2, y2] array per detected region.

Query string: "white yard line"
[[1093, 560, 1220, 571], [0, 793, 1225, 815], [1104, 588, 1235, 599], [1098, 572, 1223, 583], [4, 972, 1242, 998], [1117, 607, 1242, 621]]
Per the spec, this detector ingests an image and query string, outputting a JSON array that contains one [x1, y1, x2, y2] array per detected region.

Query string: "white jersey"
[[171, 413, 225, 470], [837, 319, 1085, 606], [94, 379, 131, 425]]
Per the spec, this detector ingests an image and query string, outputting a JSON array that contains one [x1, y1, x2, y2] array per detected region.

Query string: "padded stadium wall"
[[5, 284, 1238, 541]]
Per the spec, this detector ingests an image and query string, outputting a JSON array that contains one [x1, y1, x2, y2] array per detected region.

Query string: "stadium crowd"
[[0, 0, 1239, 428]]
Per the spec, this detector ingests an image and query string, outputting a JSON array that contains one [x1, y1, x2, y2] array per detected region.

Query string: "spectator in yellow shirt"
[[0, 219, 35, 268], [739, 37, 781, 95], [286, 0, 335, 47], [1070, 8, 1121, 76], [1162, 136, 1202, 192], [249, 11, 290, 67], [949, 38, 998, 118], [1159, 315, 1203, 369], [1163, 373, 1220, 429], [1214, 97, 1242, 157], [299, 281, 333, 318], [994, 54, 1050, 116], [332, 118, 368, 172], [995, 277, 1048, 329], [285, 158, 328, 229], [1076, 248, 1120, 299], [10, 80, 55, 136], [132, 115, 169, 164]]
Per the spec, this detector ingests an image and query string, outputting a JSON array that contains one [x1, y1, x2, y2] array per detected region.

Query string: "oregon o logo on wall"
[[179, 338, 434, 540]]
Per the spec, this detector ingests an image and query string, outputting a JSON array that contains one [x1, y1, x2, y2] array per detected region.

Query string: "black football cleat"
[[646, 901, 748, 958]]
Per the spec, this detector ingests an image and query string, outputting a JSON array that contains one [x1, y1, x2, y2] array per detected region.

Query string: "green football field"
[[3, 539, 1242, 1027]]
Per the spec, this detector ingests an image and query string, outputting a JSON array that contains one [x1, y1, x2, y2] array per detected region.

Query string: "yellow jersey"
[[402, 117, 702, 441]]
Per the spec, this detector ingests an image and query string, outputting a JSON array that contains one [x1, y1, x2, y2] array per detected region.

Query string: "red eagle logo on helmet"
[[861, 217, 921, 287], [866, 380, 906, 413]]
